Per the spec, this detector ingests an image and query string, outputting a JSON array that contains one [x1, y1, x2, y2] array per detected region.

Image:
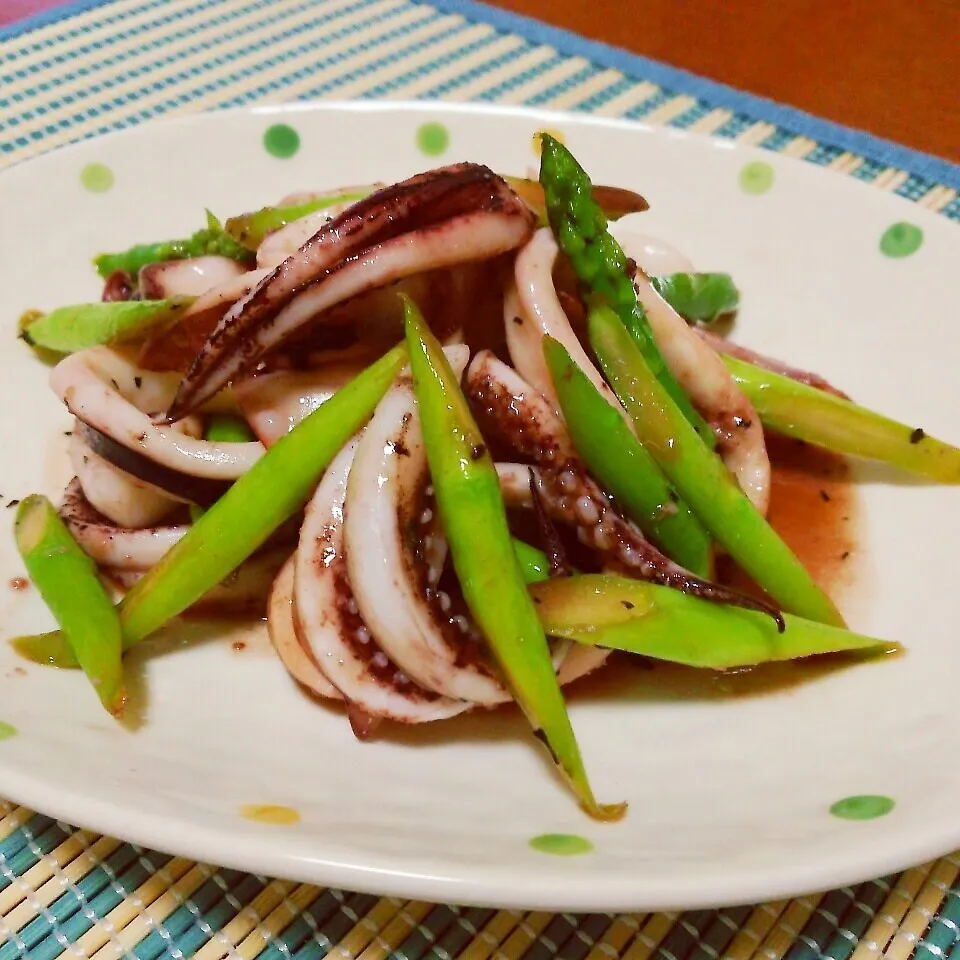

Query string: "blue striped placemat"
[[1, 1, 959, 958]]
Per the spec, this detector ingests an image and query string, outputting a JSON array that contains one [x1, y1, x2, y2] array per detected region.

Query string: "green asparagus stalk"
[[404, 296, 624, 821], [18, 536, 551, 670], [649, 273, 739, 324], [12, 343, 407, 667], [14, 495, 125, 715], [543, 336, 713, 576], [203, 413, 257, 444], [512, 538, 551, 584], [722, 355, 960, 482], [532, 574, 895, 668], [223, 189, 373, 250], [589, 304, 844, 627], [19, 298, 194, 354], [93, 211, 255, 279], [188, 415, 258, 522], [537, 133, 715, 447]]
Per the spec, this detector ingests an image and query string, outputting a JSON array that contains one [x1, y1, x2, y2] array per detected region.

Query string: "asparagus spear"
[[19, 298, 193, 354], [93, 211, 255, 279], [537, 133, 715, 447], [12, 343, 407, 666], [589, 304, 844, 627], [649, 273, 739, 324], [723, 355, 960, 482], [404, 296, 624, 821], [14, 495, 125, 715], [543, 335, 713, 577], [188, 415, 258, 523], [532, 574, 895, 668], [223, 189, 373, 250], [512, 538, 551, 584]]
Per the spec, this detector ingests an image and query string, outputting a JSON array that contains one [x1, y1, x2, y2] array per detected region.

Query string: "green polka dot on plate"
[[879, 222, 923, 258], [416, 121, 449, 157], [80, 162, 114, 193], [830, 794, 895, 820], [263, 123, 301, 159], [738, 161, 774, 195], [529, 833, 593, 856], [0, 721, 17, 741]]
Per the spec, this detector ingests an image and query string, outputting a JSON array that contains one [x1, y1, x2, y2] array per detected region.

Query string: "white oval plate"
[[0, 101, 957, 913]]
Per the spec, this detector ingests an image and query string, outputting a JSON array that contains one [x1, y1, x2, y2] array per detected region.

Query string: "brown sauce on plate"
[[569, 432, 896, 706]]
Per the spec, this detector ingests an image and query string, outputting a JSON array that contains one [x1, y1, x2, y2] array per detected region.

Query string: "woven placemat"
[[2, 1, 959, 957]]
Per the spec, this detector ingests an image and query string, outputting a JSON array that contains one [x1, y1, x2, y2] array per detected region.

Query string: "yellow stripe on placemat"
[[72, 856, 196, 957], [483, 56, 596, 107], [459, 909, 524, 960], [589, 81, 660, 118], [0, 830, 117, 924], [492, 911, 553, 960], [918, 185, 957, 211], [828, 152, 865, 176], [584, 913, 645, 960], [849, 862, 935, 959], [89, 862, 214, 960], [355, 899, 433, 960], [885, 855, 960, 960], [640, 95, 699, 127], [4, 0, 336, 141], [227, 883, 324, 960], [620, 911, 679, 960], [328, 896, 407, 959], [754, 893, 825, 960], [2, 0, 269, 100], [549, 68, 628, 112], [781, 136, 819, 160], [0, 806, 33, 844], [689, 108, 735, 136], [722, 901, 790, 960], [873, 169, 911, 193], [733, 121, 778, 147], [379, 27, 528, 100], [276, 11, 472, 102], [193, 879, 299, 960]]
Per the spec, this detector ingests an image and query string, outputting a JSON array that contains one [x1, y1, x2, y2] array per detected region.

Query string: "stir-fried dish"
[[10, 135, 959, 818]]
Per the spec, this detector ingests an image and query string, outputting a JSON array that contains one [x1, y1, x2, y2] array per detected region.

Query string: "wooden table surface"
[[488, 0, 960, 163]]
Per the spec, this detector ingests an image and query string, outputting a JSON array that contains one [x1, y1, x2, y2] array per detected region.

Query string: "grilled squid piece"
[[466, 352, 781, 621], [695, 328, 851, 399], [233, 358, 376, 448], [610, 230, 771, 514], [51, 348, 264, 481], [294, 438, 469, 725], [168, 163, 538, 419], [138, 256, 246, 300], [106, 546, 287, 614], [267, 557, 343, 702], [606, 225, 694, 275], [256, 188, 383, 269], [69, 428, 179, 528], [507, 228, 625, 418], [138, 266, 274, 373], [59, 478, 189, 570], [344, 346, 511, 706]]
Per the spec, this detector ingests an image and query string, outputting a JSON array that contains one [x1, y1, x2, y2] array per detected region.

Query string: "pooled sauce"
[[720, 433, 859, 599], [569, 432, 889, 704]]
